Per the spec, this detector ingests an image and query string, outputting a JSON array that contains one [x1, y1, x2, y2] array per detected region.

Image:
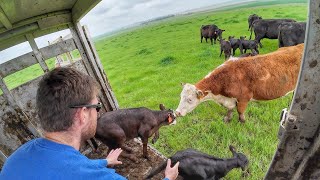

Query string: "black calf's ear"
[[160, 104, 166, 110]]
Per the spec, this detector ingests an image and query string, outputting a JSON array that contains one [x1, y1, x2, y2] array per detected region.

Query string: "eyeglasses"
[[69, 102, 102, 112]]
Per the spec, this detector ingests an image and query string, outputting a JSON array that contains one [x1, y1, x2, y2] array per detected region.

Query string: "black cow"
[[249, 19, 296, 48], [219, 39, 232, 60], [278, 22, 306, 48], [200, 25, 225, 45], [248, 14, 262, 31], [228, 36, 241, 55], [145, 145, 249, 180], [239, 36, 259, 54]]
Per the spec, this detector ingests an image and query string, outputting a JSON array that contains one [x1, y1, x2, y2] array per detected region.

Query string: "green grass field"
[[3, 1, 308, 179], [93, 3, 307, 179]]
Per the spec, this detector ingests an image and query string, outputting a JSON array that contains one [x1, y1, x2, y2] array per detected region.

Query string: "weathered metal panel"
[[0, 38, 77, 78], [25, 34, 49, 73], [40, 38, 77, 60], [0, 52, 37, 78], [83, 26, 119, 108], [72, 23, 118, 111], [265, 0, 320, 179], [0, 94, 35, 157]]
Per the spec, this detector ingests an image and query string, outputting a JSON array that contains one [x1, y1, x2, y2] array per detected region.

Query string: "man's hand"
[[106, 148, 123, 166], [164, 159, 179, 180]]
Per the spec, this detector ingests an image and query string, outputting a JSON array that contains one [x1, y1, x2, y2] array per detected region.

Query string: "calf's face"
[[176, 83, 203, 116], [160, 104, 177, 125]]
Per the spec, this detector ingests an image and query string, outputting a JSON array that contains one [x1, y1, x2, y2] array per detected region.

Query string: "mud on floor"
[[87, 139, 182, 180]]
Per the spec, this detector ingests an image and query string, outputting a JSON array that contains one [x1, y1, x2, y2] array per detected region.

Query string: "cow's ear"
[[180, 82, 186, 86], [222, 29, 225, 32], [159, 104, 166, 110], [196, 90, 204, 99]]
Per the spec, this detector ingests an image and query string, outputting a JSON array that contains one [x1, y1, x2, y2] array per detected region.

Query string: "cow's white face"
[[176, 83, 203, 116]]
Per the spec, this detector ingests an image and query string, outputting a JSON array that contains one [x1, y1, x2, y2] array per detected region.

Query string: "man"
[[0, 67, 179, 180]]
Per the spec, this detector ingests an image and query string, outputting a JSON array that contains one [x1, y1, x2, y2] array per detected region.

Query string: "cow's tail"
[[145, 160, 167, 179]]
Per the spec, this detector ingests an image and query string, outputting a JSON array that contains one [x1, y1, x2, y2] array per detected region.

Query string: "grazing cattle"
[[278, 22, 306, 48], [145, 145, 249, 180], [248, 14, 262, 31], [228, 36, 241, 55], [250, 19, 296, 48], [200, 25, 225, 45], [239, 36, 259, 54], [175, 44, 304, 123], [219, 39, 232, 60], [95, 104, 176, 161]]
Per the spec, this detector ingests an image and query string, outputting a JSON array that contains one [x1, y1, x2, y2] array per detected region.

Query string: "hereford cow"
[[249, 19, 296, 48], [278, 22, 306, 48], [200, 25, 224, 45], [175, 44, 304, 123], [248, 14, 262, 31]]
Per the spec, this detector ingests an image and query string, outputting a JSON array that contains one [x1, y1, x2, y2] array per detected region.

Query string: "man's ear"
[[74, 108, 86, 128]]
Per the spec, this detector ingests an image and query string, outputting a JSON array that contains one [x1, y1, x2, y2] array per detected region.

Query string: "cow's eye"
[[187, 98, 193, 103]]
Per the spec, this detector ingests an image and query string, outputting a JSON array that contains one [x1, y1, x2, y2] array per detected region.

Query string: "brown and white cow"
[[176, 44, 304, 123]]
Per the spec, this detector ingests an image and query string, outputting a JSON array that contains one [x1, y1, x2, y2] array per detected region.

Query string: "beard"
[[82, 119, 97, 142]]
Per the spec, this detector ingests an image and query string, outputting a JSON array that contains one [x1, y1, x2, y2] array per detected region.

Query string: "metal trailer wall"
[[265, 0, 320, 179]]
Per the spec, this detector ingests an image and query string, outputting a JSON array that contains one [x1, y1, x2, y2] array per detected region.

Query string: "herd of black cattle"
[[200, 14, 306, 60]]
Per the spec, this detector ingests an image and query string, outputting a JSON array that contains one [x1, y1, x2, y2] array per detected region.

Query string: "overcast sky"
[[0, 0, 251, 63]]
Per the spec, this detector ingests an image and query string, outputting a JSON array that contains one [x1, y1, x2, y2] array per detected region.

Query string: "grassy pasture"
[[94, 3, 307, 179], [2, 2, 308, 180]]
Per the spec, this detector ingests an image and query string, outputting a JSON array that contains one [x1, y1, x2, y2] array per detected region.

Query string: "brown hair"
[[36, 67, 98, 132]]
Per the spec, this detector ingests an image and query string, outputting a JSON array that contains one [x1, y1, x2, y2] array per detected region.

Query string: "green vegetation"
[[94, 3, 307, 179], [3, 1, 308, 179]]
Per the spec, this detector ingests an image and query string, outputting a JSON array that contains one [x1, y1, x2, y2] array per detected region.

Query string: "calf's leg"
[[151, 130, 159, 144]]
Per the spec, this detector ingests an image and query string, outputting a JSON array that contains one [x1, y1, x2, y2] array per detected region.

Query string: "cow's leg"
[[151, 130, 159, 144], [201, 36, 203, 43], [219, 49, 223, 57], [236, 101, 249, 123], [205, 38, 208, 43], [142, 134, 149, 159], [210, 38, 213, 45], [255, 36, 263, 48], [213, 37, 216, 44], [233, 48, 236, 56], [244, 49, 247, 53], [224, 109, 234, 123]]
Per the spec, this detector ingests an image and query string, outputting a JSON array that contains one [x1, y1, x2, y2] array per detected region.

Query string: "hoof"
[[224, 116, 231, 123]]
